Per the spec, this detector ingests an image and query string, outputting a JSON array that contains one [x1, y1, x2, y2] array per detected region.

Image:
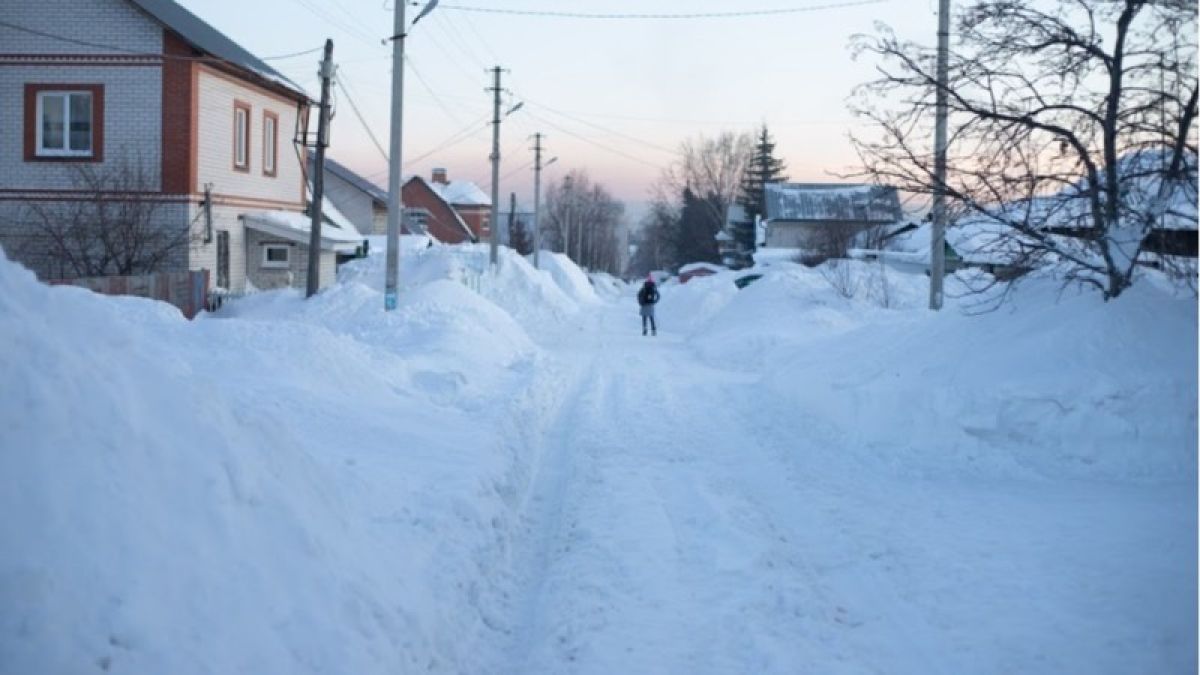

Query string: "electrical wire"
[[520, 97, 677, 155], [261, 45, 325, 61], [524, 109, 662, 169], [0, 18, 228, 63], [434, 0, 886, 20], [405, 53, 468, 126], [335, 77, 390, 163]]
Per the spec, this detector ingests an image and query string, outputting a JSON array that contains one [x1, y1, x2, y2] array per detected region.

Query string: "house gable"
[[402, 177, 476, 244]]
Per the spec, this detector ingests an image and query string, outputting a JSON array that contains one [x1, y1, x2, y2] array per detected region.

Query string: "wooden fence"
[[49, 270, 209, 319]]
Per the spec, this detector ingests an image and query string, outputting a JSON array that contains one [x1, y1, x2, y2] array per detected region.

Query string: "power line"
[[522, 98, 677, 154], [404, 116, 491, 170], [335, 76, 389, 162], [405, 53, 468, 126], [525, 109, 662, 169], [0, 18, 227, 63], [434, 0, 886, 20], [500, 158, 535, 181], [262, 45, 325, 60]]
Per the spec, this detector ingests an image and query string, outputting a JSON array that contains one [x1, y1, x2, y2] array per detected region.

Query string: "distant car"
[[734, 274, 762, 289]]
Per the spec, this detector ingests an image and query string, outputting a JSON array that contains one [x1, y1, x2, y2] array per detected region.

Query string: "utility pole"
[[307, 38, 334, 298], [487, 66, 503, 267], [507, 192, 517, 253], [532, 133, 543, 269], [929, 0, 950, 310], [383, 3, 407, 310]]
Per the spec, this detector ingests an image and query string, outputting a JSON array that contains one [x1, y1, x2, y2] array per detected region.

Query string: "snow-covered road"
[[494, 296, 1196, 674]]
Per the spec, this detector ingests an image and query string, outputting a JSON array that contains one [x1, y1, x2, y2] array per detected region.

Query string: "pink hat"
[[646, 273, 654, 282]]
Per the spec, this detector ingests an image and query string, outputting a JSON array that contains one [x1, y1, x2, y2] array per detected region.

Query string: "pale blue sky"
[[180, 0, 936, 213]]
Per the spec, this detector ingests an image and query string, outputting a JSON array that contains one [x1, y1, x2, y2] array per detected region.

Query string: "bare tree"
[[19, 157, 192, 279], [659, 131, 754, 229], [543, 169, 626, 274], [851, 0, 1198, 299]]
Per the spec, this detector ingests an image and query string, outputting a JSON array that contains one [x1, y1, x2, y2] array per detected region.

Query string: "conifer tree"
[[736, 125, 788, 255]]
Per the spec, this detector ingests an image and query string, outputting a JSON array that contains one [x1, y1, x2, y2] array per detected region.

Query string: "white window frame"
[[234, 104, 249, 170], [36, 90, 93, 157], [263, 112, 277, 176], [261, 244, 290, 269]]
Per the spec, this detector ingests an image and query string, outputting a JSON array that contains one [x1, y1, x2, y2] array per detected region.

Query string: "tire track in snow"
[[497, 301, 853, 673]]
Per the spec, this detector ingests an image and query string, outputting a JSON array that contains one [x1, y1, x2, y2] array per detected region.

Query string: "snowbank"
[[694, 265, 1198, 482], [0, 249, 541, 673], [678, 260, 928, 366], [338, 242, 585, 329], [536, 251, 599, 306]]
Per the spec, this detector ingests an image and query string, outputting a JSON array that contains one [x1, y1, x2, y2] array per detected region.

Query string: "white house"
[[762, 183, 902, 251], [0, 0, 355, 293]]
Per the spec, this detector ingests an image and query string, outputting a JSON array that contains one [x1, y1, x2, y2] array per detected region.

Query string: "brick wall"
[[402, 179, 473, 244], [1, 0, 161, 54]]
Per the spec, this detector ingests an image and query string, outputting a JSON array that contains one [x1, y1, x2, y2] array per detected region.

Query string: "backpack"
[[638, 283, 656, 305]]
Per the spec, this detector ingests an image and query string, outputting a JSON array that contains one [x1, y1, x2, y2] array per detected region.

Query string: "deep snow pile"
[[0, 246, 558, 673], [674, 260, 1197, 482], [340, 238, 588, 329], [2, 237, 1195, 673]]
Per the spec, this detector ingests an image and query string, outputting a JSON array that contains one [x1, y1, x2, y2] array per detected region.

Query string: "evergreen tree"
[[508, 215, 533, 256], [736, 125, 788, 255], [675, 187, 723, 265]]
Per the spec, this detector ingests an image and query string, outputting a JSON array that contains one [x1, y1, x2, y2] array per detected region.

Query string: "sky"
[[179, 0, 939, 219]]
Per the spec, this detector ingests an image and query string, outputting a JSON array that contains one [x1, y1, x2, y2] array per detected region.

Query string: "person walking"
[[637, 274, 660, 336]]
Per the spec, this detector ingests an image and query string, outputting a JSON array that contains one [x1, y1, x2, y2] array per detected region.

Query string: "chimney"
[[431, 168, 448, 185]]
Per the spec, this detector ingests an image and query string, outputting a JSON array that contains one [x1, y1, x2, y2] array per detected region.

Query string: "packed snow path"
[[495, 294, 1195, 675]]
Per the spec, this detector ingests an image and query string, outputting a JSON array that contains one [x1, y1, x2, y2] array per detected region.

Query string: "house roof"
[[316, 154, 389, 205], [242, 203, 363, 253], [127, 0, 308, 99], [433, 180, 491, 206], [764, 183, 901, 224], [403, 176, 478, 242]]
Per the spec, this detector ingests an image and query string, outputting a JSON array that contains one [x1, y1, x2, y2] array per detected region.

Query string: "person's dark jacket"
[[637, 282, 659, 306]]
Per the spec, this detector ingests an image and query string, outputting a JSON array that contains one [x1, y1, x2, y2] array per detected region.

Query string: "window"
[[404, 207, 429, 231], [262, 244, 290, 268], [233, 101, 250, 171], [24, 84, 104, 161], [263, 111, 278, 177]]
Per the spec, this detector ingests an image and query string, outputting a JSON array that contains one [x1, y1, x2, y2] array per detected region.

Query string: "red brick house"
[[401, 168, 492, 244]]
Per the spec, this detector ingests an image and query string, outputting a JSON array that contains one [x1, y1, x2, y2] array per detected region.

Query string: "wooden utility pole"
[[307, 39, 334, 298], [930, 0, 950, 310]]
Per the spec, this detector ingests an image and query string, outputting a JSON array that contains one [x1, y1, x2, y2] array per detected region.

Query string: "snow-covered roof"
[[433, 180, 490, 207], [243, 203, 363, 253], [128, 0, 308, 99], [402, 176, 478, 242], [764, 183, 901, 224]]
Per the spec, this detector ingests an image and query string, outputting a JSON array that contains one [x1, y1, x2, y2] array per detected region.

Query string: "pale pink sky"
[[181, 0, 935, 214]]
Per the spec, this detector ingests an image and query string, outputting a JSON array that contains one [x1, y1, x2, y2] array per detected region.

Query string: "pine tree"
[[675, 187, 723, 265], [736, 125, 788, 255]]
